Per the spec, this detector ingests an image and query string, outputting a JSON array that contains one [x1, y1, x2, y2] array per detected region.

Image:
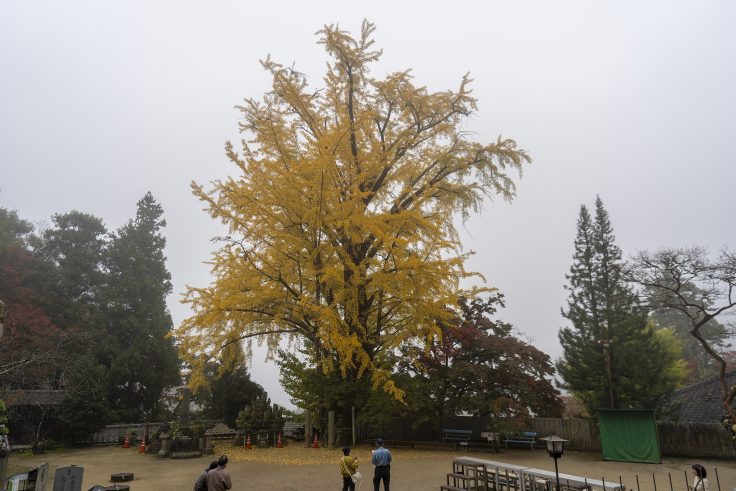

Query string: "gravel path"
[[5, 444, 735, 490]]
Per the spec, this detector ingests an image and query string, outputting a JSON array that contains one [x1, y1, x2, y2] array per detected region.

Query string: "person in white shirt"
[[690, 464, 710, 491]]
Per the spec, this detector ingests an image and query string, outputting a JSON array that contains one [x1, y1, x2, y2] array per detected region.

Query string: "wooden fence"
[[358, 416, 736, 459], [90, 423, 164, 444], [657, 421, 735, 459], [529, 418, 600, 451]]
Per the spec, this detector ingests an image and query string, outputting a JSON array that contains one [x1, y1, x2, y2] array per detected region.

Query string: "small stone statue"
[[176, 386, 192, 427]]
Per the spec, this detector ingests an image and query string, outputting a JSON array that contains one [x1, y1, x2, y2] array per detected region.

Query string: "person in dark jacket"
[[193, 461, 219, 491]]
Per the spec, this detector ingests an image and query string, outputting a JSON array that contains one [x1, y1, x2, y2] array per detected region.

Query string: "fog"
[[2, 1, 734, 407]]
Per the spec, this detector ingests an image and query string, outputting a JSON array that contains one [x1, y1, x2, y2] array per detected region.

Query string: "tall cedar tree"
[[33, 212, 107, 336], [102, 193, 179, 421], [400, 295, 562, 428], [175, 21, 530, 400], [31, 211, 109, 397], [558, 197, 685, 413]]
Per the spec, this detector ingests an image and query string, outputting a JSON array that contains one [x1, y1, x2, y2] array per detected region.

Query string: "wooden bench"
[[478, 431, 501, 452], [502, 431, 537, 450], [376, 440, 423, 448], [446, 472, 481, 490], [442, 429, 472, 449]]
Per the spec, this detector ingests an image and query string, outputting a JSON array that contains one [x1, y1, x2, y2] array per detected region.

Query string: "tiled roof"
[[669, 371, 736, 424], [205, 423, 236, 436], [0, 390, 68, 406]]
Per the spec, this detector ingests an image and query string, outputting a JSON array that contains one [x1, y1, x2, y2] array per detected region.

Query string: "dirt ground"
[[5, 444, 736, 491]]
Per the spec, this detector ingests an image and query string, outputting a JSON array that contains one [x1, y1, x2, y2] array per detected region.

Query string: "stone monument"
[[236, 395, 285, 448], [53, 465, 84, 491], [157, 423, 171, 458]]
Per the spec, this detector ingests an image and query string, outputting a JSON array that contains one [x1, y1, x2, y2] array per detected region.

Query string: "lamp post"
[[541, 435, 567, 491]]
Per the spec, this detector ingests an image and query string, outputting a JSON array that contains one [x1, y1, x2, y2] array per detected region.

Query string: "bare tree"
[[629, 247, 736, 431]]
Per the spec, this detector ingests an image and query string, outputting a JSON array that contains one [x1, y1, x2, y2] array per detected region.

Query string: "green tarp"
[[597, 409, 661, 463]]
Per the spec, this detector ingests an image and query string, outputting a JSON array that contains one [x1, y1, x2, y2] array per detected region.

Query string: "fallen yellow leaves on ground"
[[213, 442, 460, 466]]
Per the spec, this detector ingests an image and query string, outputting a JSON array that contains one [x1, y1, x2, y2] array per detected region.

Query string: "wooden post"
[[352, 406, 356, 447], [315, 407, 320, 446], [304, 410, 311, 448], [328, 411, 335, 450]]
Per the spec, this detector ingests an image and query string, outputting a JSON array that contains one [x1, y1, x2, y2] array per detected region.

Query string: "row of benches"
[[442, 456, 625, 491], [442, 429, 538, 450]]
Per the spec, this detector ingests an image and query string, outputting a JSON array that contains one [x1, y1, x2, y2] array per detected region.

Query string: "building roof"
[[205, 423, 236, 436], [669, 371, 736, 424], [0, 390, 68, 406]]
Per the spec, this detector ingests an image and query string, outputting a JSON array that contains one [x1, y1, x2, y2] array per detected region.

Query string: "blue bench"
[[442, 428, 472, 448], [502, 431, 537, 450]]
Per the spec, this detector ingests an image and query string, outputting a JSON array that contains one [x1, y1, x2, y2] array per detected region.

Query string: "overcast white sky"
[[2, 1, 734, 408]]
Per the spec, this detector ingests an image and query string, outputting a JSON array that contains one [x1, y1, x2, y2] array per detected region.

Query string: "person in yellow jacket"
[[339, 446, 359, 491]]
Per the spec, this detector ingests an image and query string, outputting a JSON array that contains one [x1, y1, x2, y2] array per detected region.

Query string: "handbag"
[[351, 471, 362, 483]]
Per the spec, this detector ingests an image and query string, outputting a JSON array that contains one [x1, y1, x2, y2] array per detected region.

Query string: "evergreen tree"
[[57, 355, 111, 442], [32, 211, 108, 390], [0, 209, 33, 248], [558, 197, 685, 413], [198, 344, 266, 427], [278, 346, 400, 425], [102, 193, 180, 421], [36, 211, 107, 326]]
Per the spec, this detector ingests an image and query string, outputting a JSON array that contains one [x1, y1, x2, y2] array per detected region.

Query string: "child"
[[691, 464, 710, 491], [339, 446, 359, 491]]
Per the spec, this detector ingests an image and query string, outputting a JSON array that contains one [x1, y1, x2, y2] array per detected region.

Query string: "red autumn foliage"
[[0, 244, 64, 384], [402, 294, 563, 430]]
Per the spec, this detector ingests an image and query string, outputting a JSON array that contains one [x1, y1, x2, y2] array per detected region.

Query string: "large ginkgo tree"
[[175, 21, 530, 400]]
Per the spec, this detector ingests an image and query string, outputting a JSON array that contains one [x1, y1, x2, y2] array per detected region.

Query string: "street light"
[[541, 435, 568, 491]]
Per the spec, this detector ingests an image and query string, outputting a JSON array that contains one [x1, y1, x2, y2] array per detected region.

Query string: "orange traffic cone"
[[276, 432, 283, 448], [312, 433, 319, 449], [245, 434, 252, 450], [138, 439, 145, 453], [123, 435, 130, 448]]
